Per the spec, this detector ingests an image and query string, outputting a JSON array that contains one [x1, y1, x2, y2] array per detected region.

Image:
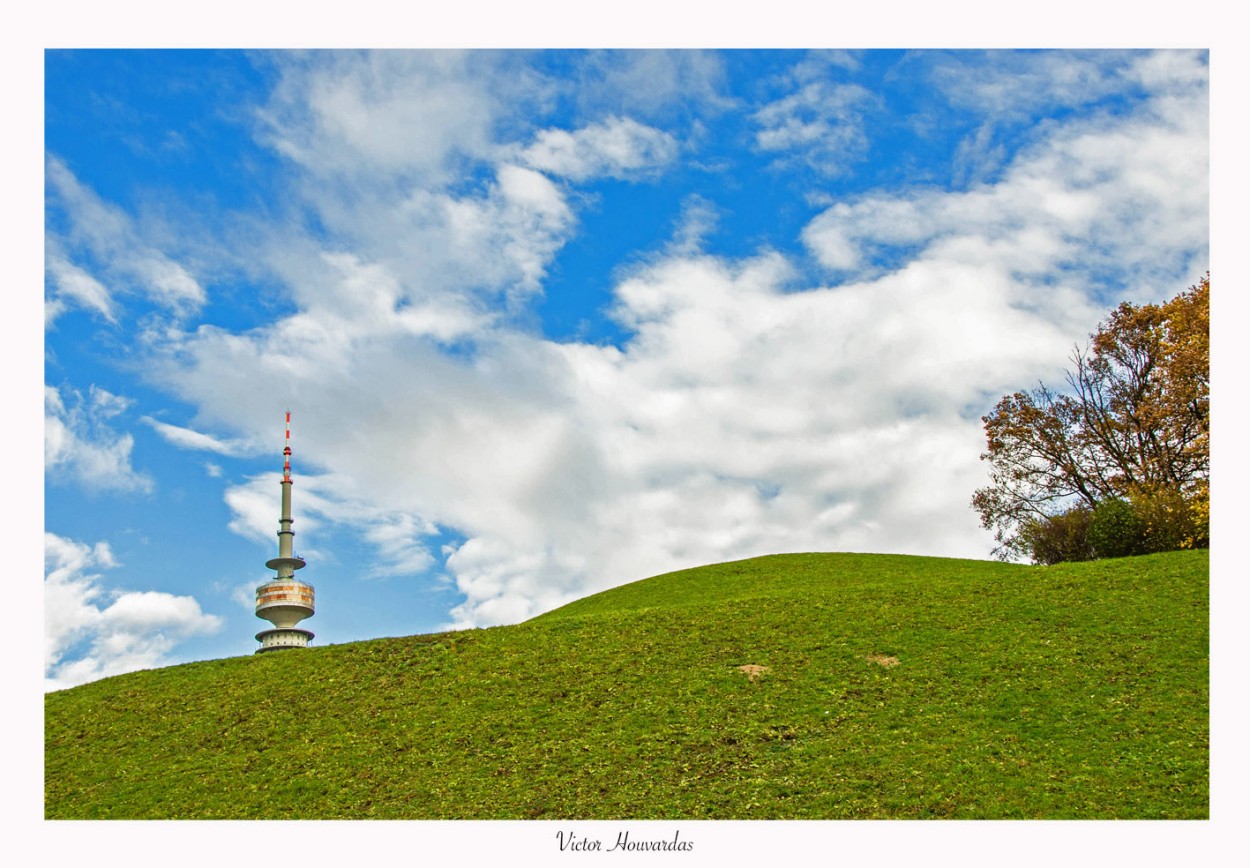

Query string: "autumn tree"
[[972, 275, 1209, 563]]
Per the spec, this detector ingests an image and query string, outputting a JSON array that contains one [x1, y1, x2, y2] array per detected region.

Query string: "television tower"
[[254, 411, 315, 652]]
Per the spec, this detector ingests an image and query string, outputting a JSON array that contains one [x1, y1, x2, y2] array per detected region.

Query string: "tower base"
[[255, 627, 315, 653]]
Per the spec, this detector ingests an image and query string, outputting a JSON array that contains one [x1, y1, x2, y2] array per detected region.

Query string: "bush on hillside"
[[1128, 483, 1209, 553], [1088, 498, 1147, 559], [1019, 506, 1095, 565], [1021, 482, 1209, 565]]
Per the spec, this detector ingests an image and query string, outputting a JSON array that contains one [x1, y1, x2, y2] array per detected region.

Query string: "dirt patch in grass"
[[866, 654, 900, 667], [738, 664, 770, 681]]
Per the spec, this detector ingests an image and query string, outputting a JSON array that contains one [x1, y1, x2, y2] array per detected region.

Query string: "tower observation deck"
[[255, 411, 315, 652]]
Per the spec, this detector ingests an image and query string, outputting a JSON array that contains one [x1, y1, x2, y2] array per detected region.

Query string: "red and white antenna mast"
[[282, 409, 292, 482]]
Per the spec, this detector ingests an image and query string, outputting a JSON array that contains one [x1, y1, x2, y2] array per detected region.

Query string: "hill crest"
[[45, 550, 1209, 819]]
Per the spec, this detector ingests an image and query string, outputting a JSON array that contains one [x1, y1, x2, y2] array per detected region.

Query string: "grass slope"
[[44, 551, 1208, 819]]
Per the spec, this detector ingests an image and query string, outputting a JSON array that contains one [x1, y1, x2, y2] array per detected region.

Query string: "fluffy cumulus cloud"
[[45, 533, 223, 691], [234, 54, 582, 330], [156, 244, 1086, 628], [442, 250, 1081, 625], [255, 50, 519, 183]]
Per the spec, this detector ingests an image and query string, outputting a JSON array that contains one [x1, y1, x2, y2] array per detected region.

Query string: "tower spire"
[[254, 411, 315, 652], [283, 409, 291, 482]]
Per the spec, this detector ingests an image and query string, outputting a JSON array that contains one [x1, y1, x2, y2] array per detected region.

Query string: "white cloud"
[[952, 120, 1008, 188], [232, 155, 578, 336], [926, 50, 1136, 118], [224, 471, 437, 579], [45, 385, 153, 493], [241, 52, 577, 314], [155, 247, 1083, 630], [569, 51, 732, 119], [801, 55, 1208, 305], [256, 50, 548, 184], [489, 165, 577, 293], [224, 473, 295, 546], [44, 533, 222, 692], [45, 246, 117, 327], [141, 417, 250, 456], [753, 80, 876, 175], [362, 513, 437, 577], [666, 194, 721, 256], [44, 533, 116, 666], [247, 164, 575, 341], [45, 157, 206, 319], [926, 50, 1208, 191], [520, 116, 678, 181]]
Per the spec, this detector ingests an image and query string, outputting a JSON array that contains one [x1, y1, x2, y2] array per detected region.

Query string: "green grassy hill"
[[44, 551, 1208, 819]]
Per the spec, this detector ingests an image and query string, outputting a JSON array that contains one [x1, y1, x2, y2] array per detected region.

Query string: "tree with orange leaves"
[[972, 275, 1209, 563]]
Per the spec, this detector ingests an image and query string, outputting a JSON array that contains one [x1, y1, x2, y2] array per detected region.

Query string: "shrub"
[[1089, 498, 1147, 559], [1019, 482, 1208, 565], [1128, 484, 1207, 554], [1182, 481, 1210, 550], [1020, 506, 1095, 565]]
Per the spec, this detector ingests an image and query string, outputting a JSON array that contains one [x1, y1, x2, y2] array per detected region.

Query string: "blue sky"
[[41, 47, 1210, 691]]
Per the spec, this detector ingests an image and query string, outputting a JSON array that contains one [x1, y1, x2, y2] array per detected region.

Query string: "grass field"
[[44, 550, 1208, 819]]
